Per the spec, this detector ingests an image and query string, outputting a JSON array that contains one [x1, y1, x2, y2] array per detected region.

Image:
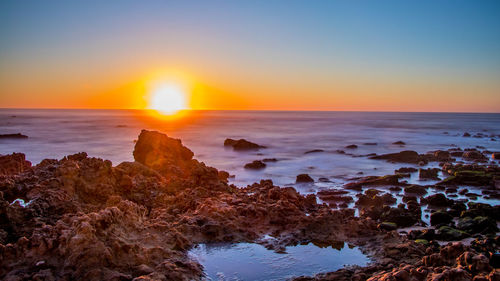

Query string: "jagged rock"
[[0, 153, 32, 176]]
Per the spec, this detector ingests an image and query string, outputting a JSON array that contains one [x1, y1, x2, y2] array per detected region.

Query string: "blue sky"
[[1, 0, 499, 111]]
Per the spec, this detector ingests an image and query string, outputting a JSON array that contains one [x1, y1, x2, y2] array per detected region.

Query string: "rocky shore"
[[1, 130, 499, 280]]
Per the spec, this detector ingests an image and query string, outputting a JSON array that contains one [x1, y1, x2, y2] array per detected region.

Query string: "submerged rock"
[[296, 174, 314, 183], [370, 150, 423, 164], [0, 133, 28, 139], [244, 160, 266, 170], [224, 138, 266, 150]]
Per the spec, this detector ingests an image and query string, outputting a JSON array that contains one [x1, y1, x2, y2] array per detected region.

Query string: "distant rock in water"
[[244, 160, 266, 170], [304, 149, 324, 154], [296, 174, 314, 183], [0, 133, 28, 139], [370, 150, 422, 164], [345, 144, 358, 149], [392, 141, 406, 145], [224, 138, 265, 150], [363, 142, 377, 145], [463, 132, 471, 137], [262, 158, 278, 162]]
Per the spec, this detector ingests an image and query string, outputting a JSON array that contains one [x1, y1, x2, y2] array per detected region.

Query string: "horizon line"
[[1, 107, 500, 114]]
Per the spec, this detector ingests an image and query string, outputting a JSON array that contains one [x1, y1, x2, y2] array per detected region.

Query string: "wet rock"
[[344, 175, 401, 191], [318, 177, 330, 182], [363, 142, 377, 145], [434, 150, 451, 161], [457, 216, 498, 235], [378, 222, 397, 231], [0, 153, 32, 176], [393, 141, 406, 145], [424, 193, 450, 207], [304, 149, 324, 154], [345, 144, 358, 149], [380, 206, 419, 227], [224, 138, 266, 150], [244, 160, 266, 170], [430, 211, 454, 226], [440, 170, 493, 187], [419, 168, 440, 179], [404, 185, 427, 195], [437, 226, 469, 240], [262, 158, 278, 162], [395, 167, 418, 174], [370, 150, 424, 164], [464, 132, 471, 137], [0, 133, 28, 139], [463, 151, 487, 161], [296, 174, 314, 183]]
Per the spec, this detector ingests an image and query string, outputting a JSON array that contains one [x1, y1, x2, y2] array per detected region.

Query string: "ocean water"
[[1, 109, 499, 188]]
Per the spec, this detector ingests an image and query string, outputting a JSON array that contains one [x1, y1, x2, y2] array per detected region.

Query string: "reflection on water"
[[188, 242, 370, 281]]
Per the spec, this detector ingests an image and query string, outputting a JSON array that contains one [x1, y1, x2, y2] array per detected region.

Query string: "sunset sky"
[[1, 0, 499, 112]]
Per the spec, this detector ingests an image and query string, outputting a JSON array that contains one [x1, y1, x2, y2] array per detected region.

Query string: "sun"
[[148, 83, 187, 115]]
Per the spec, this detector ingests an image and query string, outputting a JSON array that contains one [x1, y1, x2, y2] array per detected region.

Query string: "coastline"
[[1, 129, 499, 280]]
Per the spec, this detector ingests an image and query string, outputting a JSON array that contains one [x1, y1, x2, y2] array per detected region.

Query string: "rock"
[[457, 252, 492, 273], [430, 211, 454, 226], [425, 193, 450, 207], [378, 222, 397, 231], [345, 144, 358, 149], [296, 174, 314, 183], [437, 226, 469, 240], [363, 142, 378, 145], [462, 151, 487, 161], [304, 149, 324, 154], [404, 185, 427, 195], [0, 133, 28, 139], [434, 150, 451, 161], [393, 141, 406, 145], [0, 153, 32, 176], [262, 158, 278, 162], [395, 167, 418, 174], [419, 168, 440, 179], [464, 132, 471, 137], [344, 175, 401, 190], [224, 138, 265, 150], [244, 160, 266, 170], [440, 170, 493, 186], [370, 151, 423, 164], [456, 216, 498, 235], [492, 152, 500, 160], [380, 207, 419, 227], [490, 253, 500, 268]]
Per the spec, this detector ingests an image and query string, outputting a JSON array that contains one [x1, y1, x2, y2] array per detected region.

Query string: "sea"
[[1, 109, 499, 187], [2, 109, 500, 280]]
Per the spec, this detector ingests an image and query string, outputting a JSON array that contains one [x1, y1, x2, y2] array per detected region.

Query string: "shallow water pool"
[[189, 242, 370, 281]]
